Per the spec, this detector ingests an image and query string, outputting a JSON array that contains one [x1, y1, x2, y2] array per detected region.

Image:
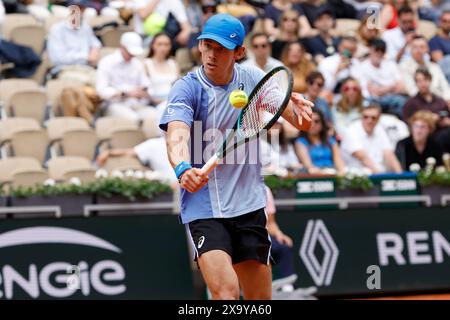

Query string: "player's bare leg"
[[198, 250, 240, 300], [234, 260, 272, 300]]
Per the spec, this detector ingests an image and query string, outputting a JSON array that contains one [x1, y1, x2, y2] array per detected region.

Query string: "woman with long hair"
[[355, 15, 381, 60], [280, 41, 316, 93], [295, 109, 346, 174], [144, 32, 180, 105], [270, 9, 302, 60], [332, 77, 365, 138], [264, 0, 313, 40]]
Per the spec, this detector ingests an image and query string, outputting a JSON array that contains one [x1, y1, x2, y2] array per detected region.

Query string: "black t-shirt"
[[303, 35, 340, 58], [264, 3, 305, 27], [395, 136, 443, 171]]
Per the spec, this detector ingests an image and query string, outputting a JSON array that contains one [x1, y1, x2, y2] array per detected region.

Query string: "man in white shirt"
[[133, 0, 191, 46], [382, 6, 416, 63], [47, 0, 102, 85], [241, 32, 283, 73], [353, 39, 408, 118], [96, 32, 153, 124], [340, 104, 403, 174], [97, 137, 177, 184], [400, 35, 450, 102], [318, 35, 359, 94]]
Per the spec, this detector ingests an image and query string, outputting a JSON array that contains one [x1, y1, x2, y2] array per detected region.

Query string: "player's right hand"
[[179, 168, 209, 193]]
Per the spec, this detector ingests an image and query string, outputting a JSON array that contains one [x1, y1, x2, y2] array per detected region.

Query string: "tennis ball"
[[229, 90, 248, 109]]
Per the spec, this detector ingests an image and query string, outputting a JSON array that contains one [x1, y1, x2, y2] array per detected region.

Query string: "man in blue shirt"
[[160, 13, 313, 300]]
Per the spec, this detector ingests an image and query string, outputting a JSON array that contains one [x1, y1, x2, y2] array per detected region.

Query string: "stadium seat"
[[88, 15, 123, 30], [46, 78, 85, 116], [2, 14, 40, 40], [141, 108, 161, 139], [6, 90, 48, 123], [10, 25, 46, 55], [335, 18, 360, 36], [0, 118, 41, 144], [47, 156, 94, 181], [110, 129, 146, 149], [103, 156, 146, 173], [44, 14, 65, 33], [95, 117, 138, 141], [417, 20, 437, 40], [50, 5, 71, 18], [63, 169, 96, 184], [60, 129, 97, 161], [175, 48, 194, 74], [99, 26, 133, 47], [10, 129, 49, 164], [0, 79, 39, 103], [46, 117, 91, 142], [11, 169, 49, 188], [0, 157, 42, 183], [29, 50, 50, 85]]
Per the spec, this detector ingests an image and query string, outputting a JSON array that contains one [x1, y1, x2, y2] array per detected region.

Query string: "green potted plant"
[[93, 170, 173, 214], [415, 156, 450, 207], [335, 169, 378, 208], [9, 177, 95, 217]]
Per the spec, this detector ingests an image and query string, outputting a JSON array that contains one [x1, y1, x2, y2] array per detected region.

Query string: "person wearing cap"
[[96, 32, 153, 123], [159, 13, 314, 300], [47, 0, 102, 85], [302, 5, 340, 64]]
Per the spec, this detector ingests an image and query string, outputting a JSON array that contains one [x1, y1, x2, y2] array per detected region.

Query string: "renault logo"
[[299, 220, 339, 286]]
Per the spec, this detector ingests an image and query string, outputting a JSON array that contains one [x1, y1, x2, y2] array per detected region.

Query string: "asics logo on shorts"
[[198, 236, 205, 249]]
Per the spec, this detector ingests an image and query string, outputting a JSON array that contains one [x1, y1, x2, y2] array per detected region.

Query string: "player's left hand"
[[275, 232, 293, 247], [290, 92, 314, 125]]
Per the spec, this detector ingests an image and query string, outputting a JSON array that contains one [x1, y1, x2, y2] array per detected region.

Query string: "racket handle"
[[200, 153, 220, 176]]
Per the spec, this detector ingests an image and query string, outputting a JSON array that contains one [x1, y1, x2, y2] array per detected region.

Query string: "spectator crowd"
[[1, 0, 450, 182]]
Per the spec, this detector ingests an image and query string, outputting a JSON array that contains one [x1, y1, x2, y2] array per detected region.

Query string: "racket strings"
[[239, 71, 289, 138]]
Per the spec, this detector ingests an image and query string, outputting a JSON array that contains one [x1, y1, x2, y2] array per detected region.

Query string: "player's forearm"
[[166, 121, 191, 168]]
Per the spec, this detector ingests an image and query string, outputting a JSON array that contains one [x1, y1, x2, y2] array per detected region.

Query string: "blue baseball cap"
[[197, 14, 245, 50]]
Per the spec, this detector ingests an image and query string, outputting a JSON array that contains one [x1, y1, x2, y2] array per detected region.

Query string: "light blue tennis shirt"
[[159, 63, 267, 224]]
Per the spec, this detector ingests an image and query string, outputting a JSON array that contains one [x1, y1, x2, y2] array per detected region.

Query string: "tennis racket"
[[200, 66, 293, 176]]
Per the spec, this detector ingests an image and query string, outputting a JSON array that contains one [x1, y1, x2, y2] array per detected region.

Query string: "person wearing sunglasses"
[[340, 104, 403, 174], [295, 109, 346, 175], [304, 71, 332, 123], [270, 9, 303, 60], [241, 32, 283, 73], [353, 38, 408, 118], [263, 0, 314, 40], [332, 77, 366, 138]]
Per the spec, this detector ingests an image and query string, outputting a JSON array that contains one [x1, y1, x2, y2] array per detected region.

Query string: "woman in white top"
[[331, 77, 366, 139], [144, 32, 180, 105]]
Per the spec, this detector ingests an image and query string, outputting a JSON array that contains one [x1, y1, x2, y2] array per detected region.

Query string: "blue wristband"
[[174, 161, 192, 180]]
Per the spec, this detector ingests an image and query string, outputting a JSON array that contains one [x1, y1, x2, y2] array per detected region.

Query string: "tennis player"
[[159, 13, 313, 300]]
